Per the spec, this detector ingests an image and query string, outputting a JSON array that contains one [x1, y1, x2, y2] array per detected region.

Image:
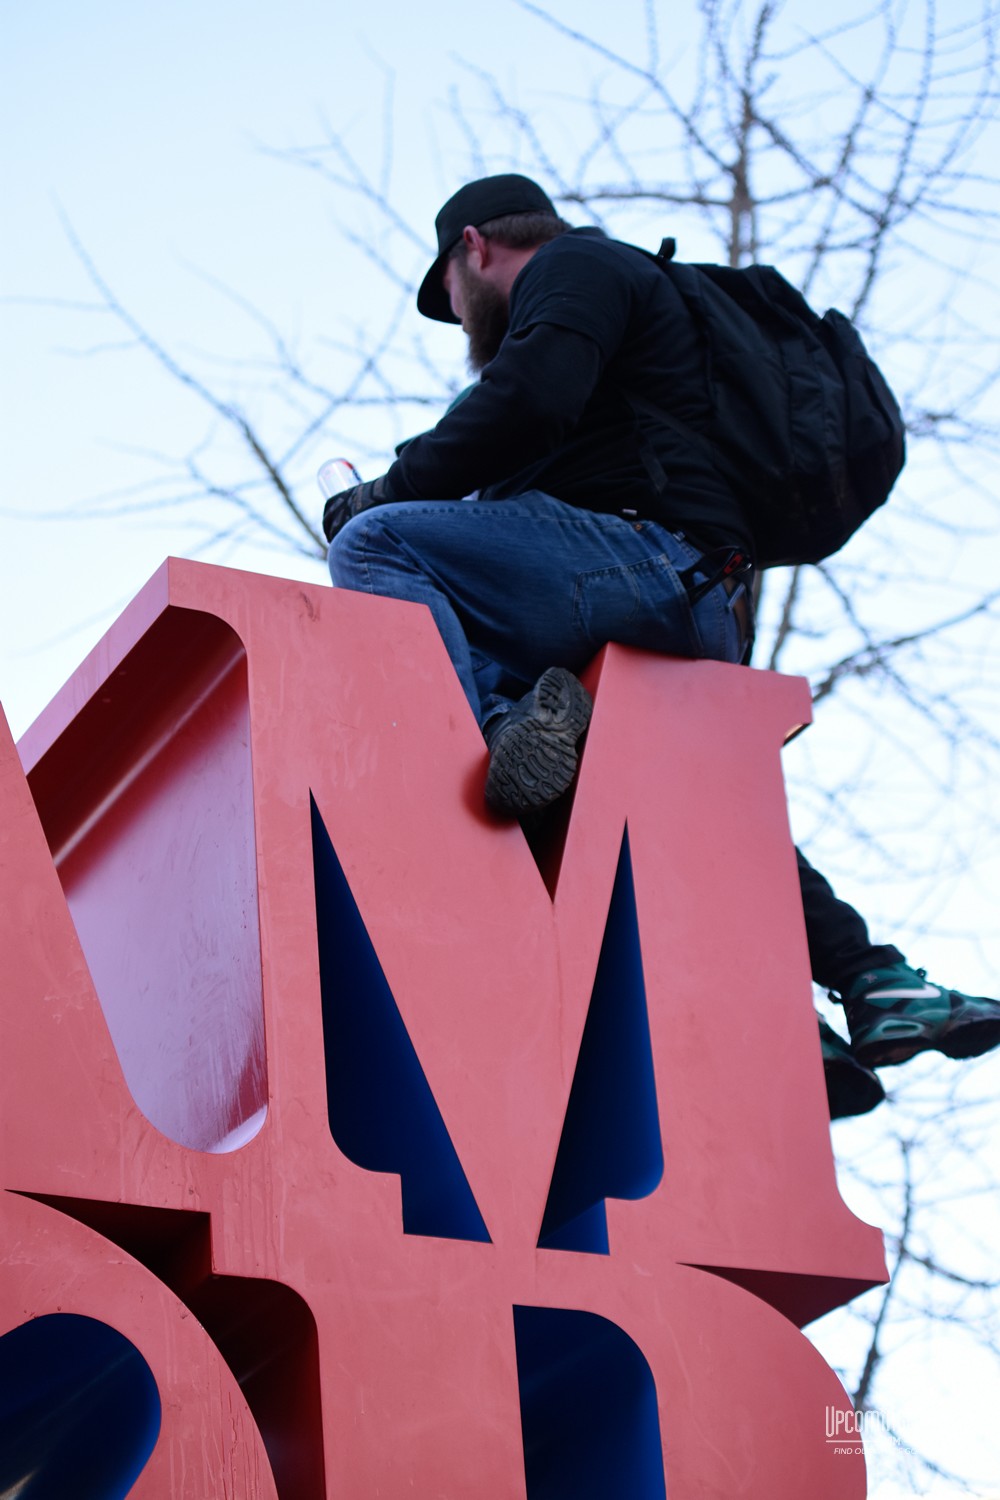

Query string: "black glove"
[[322, 474, 392, 544]]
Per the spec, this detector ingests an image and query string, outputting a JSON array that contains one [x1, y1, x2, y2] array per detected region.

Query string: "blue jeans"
[[327, 492, 748, 727]]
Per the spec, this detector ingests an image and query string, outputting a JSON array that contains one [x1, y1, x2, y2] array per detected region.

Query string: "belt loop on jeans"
[[723, 571, 754, 657]]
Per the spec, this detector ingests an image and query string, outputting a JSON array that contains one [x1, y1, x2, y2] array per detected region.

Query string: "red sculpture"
[[1, 559, 886, 1497]]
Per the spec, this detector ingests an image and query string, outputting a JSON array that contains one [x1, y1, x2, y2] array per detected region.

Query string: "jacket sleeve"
[[383, 323, 605, 501]]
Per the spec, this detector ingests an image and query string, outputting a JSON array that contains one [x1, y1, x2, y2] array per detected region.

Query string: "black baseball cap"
[[417, 173, 557, 323]]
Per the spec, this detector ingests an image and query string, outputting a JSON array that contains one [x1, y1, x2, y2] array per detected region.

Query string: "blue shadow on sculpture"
[[312, 796, 491, 1242], [0, 1312, 160, 1499], [538, 828, 664, 1252], [514, 1305, 666, 1499]]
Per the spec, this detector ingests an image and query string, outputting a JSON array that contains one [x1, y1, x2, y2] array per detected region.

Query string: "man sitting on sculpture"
[[321, 172, 1000, 1119]]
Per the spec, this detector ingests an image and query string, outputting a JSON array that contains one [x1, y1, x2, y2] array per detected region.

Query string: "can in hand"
[[317, 457, 362, 499]]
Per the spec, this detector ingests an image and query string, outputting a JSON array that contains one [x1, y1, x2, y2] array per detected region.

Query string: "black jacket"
[[385, 228, 752, 552]]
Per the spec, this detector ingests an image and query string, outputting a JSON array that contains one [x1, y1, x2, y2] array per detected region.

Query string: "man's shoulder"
[[507, 226, 685, 352], [514, 230, 665, 323], [533, 227, 658, 278]]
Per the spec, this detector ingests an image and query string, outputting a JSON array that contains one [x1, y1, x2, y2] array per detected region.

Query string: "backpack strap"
[[675, 545, 754, 606]]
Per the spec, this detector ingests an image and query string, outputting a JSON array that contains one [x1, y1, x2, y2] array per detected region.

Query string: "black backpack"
[[636, 240, 906, 568]]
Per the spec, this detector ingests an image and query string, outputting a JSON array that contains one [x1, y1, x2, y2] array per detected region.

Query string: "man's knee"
[[329, 500, 463, 588], [327, 508, 384, 587]]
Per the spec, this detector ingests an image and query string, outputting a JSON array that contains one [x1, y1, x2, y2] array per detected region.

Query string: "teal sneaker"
[[818, 1017, 885, 1119], [844, 964, 1000, 1069]]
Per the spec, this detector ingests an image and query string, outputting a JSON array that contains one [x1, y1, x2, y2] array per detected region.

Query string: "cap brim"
[[417, 251, 461, 323]]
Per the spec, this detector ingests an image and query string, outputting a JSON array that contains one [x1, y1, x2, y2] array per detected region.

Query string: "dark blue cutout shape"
[[538, 828, 663, 1253], [514, 1305, 667, 1500], [312, 797, 490, 1242], [0, 1313, 160, 1500], [22, 1197, 324, 1497]]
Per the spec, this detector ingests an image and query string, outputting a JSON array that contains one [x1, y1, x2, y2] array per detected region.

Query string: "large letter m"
[[2, 560, 886, 1497]]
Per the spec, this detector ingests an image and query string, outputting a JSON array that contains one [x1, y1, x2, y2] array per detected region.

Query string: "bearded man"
[[322, 172, 1000, 1118], [323, 173, 754, 819]]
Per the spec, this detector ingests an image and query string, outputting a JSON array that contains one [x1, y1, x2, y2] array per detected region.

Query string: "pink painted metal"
[[2, 558, 887, 1496]]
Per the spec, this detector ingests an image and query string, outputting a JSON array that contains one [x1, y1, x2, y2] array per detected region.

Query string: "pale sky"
[[2, 3, 999, 1494], [3, 0, 647, 737]]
